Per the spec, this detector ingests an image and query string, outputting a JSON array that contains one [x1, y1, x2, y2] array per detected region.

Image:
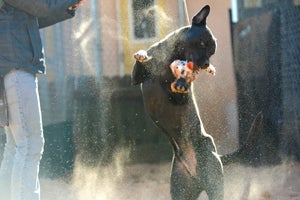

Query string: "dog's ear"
[[192, 5, 210, 26]]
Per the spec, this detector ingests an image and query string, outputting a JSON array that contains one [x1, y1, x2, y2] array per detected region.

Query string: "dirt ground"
[[40, 161, 300, 200]]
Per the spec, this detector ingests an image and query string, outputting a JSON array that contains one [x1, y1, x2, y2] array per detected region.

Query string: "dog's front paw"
[[133, 50, 153, 63], [205, 64, 216, 76], [171, 78, 189, 93]]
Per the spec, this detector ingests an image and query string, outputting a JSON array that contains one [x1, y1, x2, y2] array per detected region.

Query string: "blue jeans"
[[0, 69, 44, 200]]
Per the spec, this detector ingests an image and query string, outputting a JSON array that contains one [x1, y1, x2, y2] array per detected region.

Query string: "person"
[[0, 0, 84, 199]]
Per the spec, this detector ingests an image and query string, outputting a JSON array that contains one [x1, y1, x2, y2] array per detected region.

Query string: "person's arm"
[[37, 0, 84, 28], [4, 0, 79, 18], [38, 8, 74, 28], [0, 0, 4, 8]]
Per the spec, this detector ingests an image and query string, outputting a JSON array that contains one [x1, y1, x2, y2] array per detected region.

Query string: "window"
[[294, 0, 300, 5], [132, 0, 156, 40], [244, 0, 262, 8]]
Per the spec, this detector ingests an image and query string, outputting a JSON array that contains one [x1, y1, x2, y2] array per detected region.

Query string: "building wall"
[[98, 0, 121, 77], [119, 0, 178, 74]]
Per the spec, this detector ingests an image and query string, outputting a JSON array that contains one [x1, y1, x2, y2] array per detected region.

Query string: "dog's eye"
[[199, 41, 205, 47]]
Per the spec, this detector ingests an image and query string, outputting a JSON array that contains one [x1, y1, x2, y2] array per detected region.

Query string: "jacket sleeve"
[[38, 9, 75, 28], [4, 0, 79, 18]]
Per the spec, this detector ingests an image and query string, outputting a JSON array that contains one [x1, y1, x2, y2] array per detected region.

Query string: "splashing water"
[[71, 147, 131, 200]]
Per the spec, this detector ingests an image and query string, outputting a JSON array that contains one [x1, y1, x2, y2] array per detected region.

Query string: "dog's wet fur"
[[132, 5, 259, 200]]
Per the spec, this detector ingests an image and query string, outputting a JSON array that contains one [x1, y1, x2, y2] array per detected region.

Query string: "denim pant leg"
[[2, 70, 44, 200], [0, 127, 16, 200]]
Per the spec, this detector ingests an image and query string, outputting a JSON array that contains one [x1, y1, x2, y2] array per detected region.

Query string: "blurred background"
[[0, 0, 299, 197]]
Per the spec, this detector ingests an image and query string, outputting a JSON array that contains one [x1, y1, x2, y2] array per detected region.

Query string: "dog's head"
[[183, 5, 217, 71]]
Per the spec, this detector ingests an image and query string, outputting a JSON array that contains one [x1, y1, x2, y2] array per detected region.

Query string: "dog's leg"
[[132, 50, 154, 85], [205, 64, 216, 76], [197, 137, 224, 200], [133, 50, 153, 62], [170, 156, 201, 200], [202, 154, 224, 200]]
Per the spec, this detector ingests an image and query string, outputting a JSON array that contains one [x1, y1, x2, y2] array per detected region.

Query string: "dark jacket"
[[0, 0, 79, 76]]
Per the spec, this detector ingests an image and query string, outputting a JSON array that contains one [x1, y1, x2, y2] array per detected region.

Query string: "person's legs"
[[0, 127, 16, 200], [3, 69, 44, 200]]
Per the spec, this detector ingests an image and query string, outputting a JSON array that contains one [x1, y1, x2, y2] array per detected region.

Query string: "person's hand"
[[0, 1, 4, 8], [68, 0, 86, 11]]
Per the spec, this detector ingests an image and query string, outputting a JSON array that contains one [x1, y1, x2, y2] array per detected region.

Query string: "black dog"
[[132, 5, 258, 200]]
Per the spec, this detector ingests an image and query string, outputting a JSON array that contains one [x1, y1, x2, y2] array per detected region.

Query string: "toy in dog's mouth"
[[169, 60, 216, 93]]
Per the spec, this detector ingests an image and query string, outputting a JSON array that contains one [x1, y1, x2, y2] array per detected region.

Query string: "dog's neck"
[[165, 28, 189, 62]]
